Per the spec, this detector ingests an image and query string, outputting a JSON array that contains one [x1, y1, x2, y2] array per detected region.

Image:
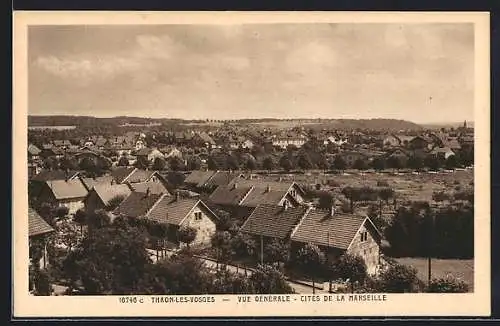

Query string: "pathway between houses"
[[147, 248, 329, 294]]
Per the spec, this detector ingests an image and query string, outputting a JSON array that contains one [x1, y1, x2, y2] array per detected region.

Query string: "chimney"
[[175, 191, 179, 201], [283, 200, 289, 211], [232, 182, 238, 190], [266, 185, 271, 193]]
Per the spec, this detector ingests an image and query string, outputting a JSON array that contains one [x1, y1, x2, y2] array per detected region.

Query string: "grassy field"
[[259, 169, 473, 204], [395, 257, 474, 291]]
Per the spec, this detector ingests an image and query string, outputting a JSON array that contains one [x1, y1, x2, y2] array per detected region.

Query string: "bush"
[[427, 275, 469, 293], [377, 263, 422, 293], [34, 269, 52, 296], [55, 206, 69, 218]]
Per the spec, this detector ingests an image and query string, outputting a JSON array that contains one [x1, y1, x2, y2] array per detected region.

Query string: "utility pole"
[[327, 231, 332, 293], [260, 235, 264, 265], [427, 211, 434, 287]]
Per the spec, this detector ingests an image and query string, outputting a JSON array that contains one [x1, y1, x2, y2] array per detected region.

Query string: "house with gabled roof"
[[84, 183, 132, 212], [37, 179, 89, 215], [110, 167, 165, 185], [28, 144, 41, 161], [29, 207, 55, 269], [144, 193, 219, 247], [128, 180, 171, 196], [30, 169, 81, 199], [240, 203, 310, 241], [290, 207, 382, 275]]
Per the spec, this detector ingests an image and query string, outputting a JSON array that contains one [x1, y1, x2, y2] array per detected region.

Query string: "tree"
[[424, 155, 442, 171], [73, 208, 87, 235], [342, 186, 359, 212], [230, 232, 257, 258], [297, 152, 313, 170], [187, 156, 202, 171], [207, 156, 220, 171], [43, 157, 59, 170], [407, 155, 423, 171], [245, 158, 257, 172], [318, 192, 334, 210], [445, 155, 458, 170], [135, 156, 150, 170], [87, 209, 112, 231], [33, 269, 52, 296], [262, 156, 275, 172], [377, 263, 422, 293], [263, 239, 290, 267], [249, 264, 294, 294], [152, 157, 167, 171], [63, 222, 152, 294], [317, 154, 329, 172], [55, 206, 69, 219], [226, 155, 240, 170], [294, 243, 326, 293], [177, 226, 197, 248], [371, 157, 386, 171], [279, 155, 294, 172], [59, 156, 78, 170], [330, 253, 367, 292], [332, 156, 347, 172], [169, 157, 184, 171], [427, 275, 469, 293], [117, 155, 129, 167], [386, 156, 403, 171], [353, 158, 368, 170], [211, 231, 234, 266]]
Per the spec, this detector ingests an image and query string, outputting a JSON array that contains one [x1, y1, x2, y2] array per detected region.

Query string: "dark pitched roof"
[[91, 184, 132, 207], [31, 169, 80, 182], [126, 169, 157, 183], [291, 210, 375, 250], [110, 167, 136, 184], [129, 181, 171, 196], [112, 191, 162, 218], [240, 204, 309, 240], [184, 170, 215, 186], [29, 207, 55, 237], [45, 179, 89, 200], [208, 184, 253, 206], [146, 195, 208, 226], [80, 175, 114, 191], [240, 187, 290, 207], [28, 144, 41, 155], [202, 171, 238, 188]]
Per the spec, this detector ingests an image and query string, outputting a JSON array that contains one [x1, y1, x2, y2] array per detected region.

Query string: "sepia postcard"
[[13, 11, 490, 318]]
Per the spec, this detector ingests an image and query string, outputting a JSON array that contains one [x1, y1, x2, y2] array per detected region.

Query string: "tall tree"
[[152, 157, 167, 171], [262, 156, 275, 172], [63, 222, 152, 294], [294, 243, 326, 293], [332, 156, 347, 173], [249, 264, 294, 294]]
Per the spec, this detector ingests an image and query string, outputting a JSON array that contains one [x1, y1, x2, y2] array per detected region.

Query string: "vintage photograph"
[[14, 11, 490, 317]]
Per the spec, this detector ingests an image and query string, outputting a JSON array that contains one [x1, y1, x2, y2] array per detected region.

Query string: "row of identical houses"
[[29, 166, 383, 275]]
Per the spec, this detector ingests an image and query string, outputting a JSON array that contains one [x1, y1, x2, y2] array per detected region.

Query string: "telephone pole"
[[260, 234, 264, 265], [427, 211, 435, 286]]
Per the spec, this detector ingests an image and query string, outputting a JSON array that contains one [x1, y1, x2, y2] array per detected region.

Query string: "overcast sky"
[[28, 23, 474, 123]]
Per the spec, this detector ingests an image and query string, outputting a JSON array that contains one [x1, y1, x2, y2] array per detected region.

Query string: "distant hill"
[[28, 115, 423, 131]]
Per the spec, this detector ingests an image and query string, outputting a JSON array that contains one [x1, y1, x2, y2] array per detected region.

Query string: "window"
[[194, 212, 202, 220], [360, 231, 368, 242]]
